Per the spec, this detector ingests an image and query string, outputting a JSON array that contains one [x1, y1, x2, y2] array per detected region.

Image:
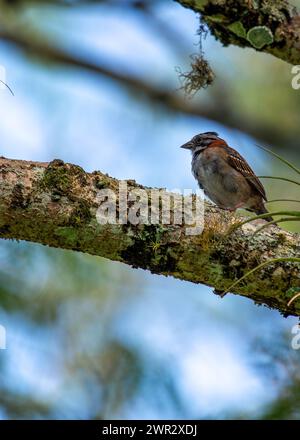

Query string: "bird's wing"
[[225, 145, 267, 201]]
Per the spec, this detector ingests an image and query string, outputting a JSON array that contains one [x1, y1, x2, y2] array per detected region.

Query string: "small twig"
[[256, 176, 300, 186], [288, 292, 300, 308], [266, 199, 300, 204], [223, 258, 300, 296], [0, 79, 14, 96], [252, 217, 300, 237], [255, 144, 300, 175], [229, 211, 300, 233]]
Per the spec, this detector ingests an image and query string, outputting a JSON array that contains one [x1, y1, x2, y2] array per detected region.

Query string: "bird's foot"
[[223, 202, 245, 212]]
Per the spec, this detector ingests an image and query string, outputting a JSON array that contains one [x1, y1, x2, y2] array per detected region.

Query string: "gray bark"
[[0, 157, 299, 317]]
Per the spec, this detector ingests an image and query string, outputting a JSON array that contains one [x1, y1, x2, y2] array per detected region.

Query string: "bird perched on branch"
[[180, 132, 272, 222]]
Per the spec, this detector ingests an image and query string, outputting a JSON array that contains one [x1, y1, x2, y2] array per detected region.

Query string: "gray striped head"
[[180, 132, 220, 153]]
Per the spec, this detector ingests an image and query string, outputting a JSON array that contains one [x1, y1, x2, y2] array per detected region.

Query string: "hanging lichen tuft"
[[177, 54, 215, 95], [176, 24, 215, 96]]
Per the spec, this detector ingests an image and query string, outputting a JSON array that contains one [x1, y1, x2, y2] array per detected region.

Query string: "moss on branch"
[[175, 0, 300, 65], [0, 156, 299, 318]]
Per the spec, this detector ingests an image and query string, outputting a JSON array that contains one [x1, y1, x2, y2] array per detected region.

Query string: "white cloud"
[[179, 338, 266, 416]]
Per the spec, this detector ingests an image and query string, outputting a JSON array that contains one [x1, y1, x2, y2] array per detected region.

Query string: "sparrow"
[[180, 132, 273, 222]]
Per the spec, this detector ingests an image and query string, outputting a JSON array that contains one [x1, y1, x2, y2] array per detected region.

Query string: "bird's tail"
[[254, 204, 273, 223]]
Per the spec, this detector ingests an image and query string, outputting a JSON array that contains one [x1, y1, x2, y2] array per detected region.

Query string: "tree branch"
[[0, 27, 297, 148], [175, 0, 300, 65], [0, 156, 299, 317]]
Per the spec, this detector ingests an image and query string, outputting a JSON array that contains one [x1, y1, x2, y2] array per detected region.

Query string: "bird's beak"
[[180, 141, 193, 149]]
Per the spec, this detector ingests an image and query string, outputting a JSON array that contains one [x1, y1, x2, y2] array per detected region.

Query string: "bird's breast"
[[191, 150, 248, 209], [192, 151, 222, 182]]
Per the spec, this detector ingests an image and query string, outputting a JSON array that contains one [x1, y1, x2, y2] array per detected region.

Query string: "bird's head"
[[180, 132, 221, 154]]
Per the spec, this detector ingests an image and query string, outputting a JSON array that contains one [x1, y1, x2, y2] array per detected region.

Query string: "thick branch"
[[0, 156, 299, 317], [0, 28, 295, 148], [175, 0, 300, 65]]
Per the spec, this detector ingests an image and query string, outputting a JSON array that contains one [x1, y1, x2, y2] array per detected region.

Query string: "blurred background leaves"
[[0, 0, 299, 419]]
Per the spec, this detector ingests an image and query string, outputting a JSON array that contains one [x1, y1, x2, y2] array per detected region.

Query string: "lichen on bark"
[[175, 0, 300, 65], [0, 156, 299, 318]]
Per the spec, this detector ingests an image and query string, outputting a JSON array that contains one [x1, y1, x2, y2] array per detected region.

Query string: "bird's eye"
[[193, 135, 201, 143]]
